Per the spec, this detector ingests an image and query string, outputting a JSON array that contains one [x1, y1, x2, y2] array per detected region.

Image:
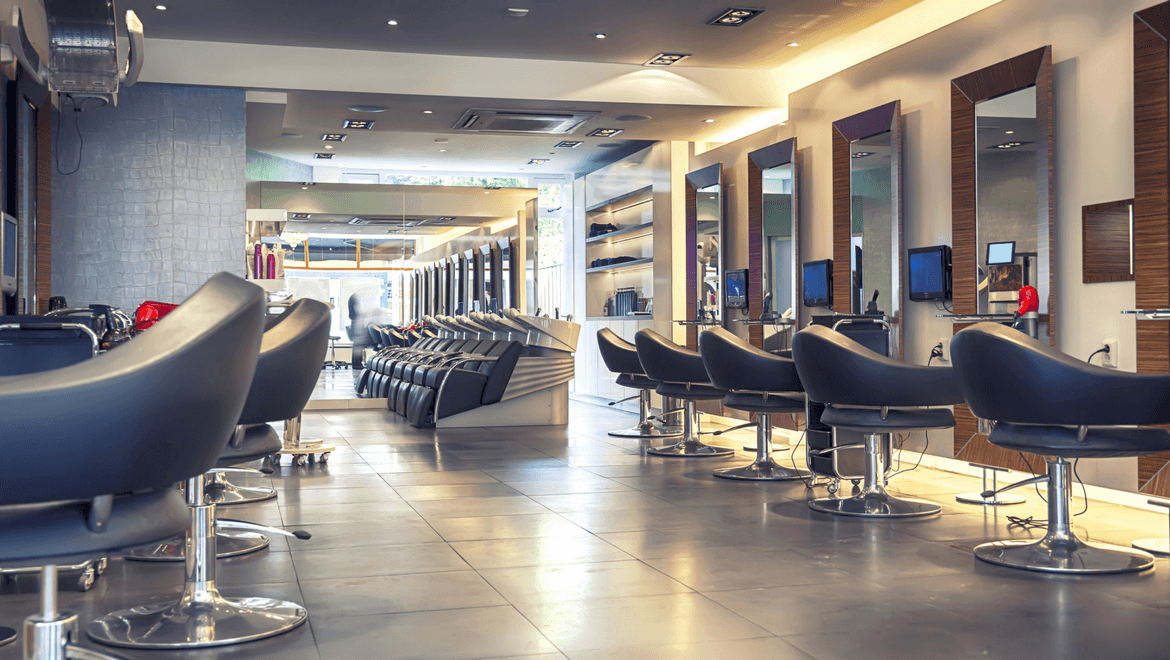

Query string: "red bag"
[[134, 300, 178, 331]]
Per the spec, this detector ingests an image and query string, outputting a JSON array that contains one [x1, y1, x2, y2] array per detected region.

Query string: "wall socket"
[[938, 337, 950, 363], [1102, 338, 1118, 368]]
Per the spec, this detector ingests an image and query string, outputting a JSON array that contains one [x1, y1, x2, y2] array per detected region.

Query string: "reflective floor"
[[5, 400, 1170, 659]]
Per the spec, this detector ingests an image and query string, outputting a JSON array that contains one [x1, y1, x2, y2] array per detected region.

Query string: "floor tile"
[[299, 570, 505, 617], [428, 513, 592, 542], [478, 560, 692, 606], [292, 542, 469, 579], [450, 535, 632, 569]]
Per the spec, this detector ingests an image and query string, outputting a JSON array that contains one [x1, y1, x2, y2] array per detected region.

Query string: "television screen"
[[2, 219, 14, 278], [725, 269, 747, 309], [803, 259, 832, 308], [908, 245, 951, 301], [987, 241, 1016, 265]]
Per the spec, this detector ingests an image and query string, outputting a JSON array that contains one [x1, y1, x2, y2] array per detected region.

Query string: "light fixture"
[[1005, 130, 1015, 134], [508, 8, 529, 17], [528, 159, 549, 165], [588, 127, 624, 138], [324, 145, 333, 149], [707, 8, 764, 26], [993, 141, 1024, 149], [703, 118, 716, 123], [595, 33, 607, 39], [644, 53, 690, 66], [292, 213, 311, 219], [348, 105, 388, 113], [314, 153, 333, 159], [435, 138, 449, 143], [786, 42, 799, 47], [321, 133, 347, 141], [300, 186, 308, 190], [387, 20, 398, 25], [349, 218, 368, 225], [155, 4, 166, 9], [422, 110, 433, 114], [438, 149, 447, 152], [436, 216, 455, 222], [851, 151, 874, 158], [342, 119, 374, 129], [301, 182, 316, 186]]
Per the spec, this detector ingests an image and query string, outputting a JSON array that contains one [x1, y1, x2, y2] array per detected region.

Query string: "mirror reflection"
[[696, 183, 722, 323], [974, 86, 1046, 317], [761, 162, 795, 350], [849, 133, 896, 317]]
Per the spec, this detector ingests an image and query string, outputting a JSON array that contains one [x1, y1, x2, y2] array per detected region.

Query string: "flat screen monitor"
[[1, 214, 16, 295], [987, 241, 1016, 265], [908, 245, 952, 301], [802, 259, 833, 308], [725, 269, 747, 309]]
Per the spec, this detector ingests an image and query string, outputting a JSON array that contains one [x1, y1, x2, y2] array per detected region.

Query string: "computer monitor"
[[802, 259, 833, 308], [987, 241, 1016, 265], [908, 245, 952, 301], [1, 214, 16, 295], [724, 269, 747, 309]]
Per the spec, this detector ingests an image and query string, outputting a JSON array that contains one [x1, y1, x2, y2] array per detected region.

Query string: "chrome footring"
[[647, 400, 733, 457], [205, 472, 276, 506], [955, 492, 1026, 506], [608, 425, 683, 439], [713, 458, 810, 481], [807, 431, 940, 517], [89, 476, 306, 649], [124, 529, 270, 562], [0, 625, 14, 647], [974, 457, 1154, 573]]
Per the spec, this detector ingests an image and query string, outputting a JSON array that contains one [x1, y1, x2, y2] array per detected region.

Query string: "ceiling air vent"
[[453, 108, 599, 135]]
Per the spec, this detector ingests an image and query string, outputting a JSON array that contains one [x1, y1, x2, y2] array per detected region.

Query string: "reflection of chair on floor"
[[952, 322, 1170, 574], [699, 327, 810, 481], [0, 272, 267, 660], [596, 328, 682, 440], [792, 325, 962, 517], [635, 329, 733, 458]]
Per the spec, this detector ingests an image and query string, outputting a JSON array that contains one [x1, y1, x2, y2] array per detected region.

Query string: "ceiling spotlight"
[[342, 119, 374, 129], [349, 218, 368, 225], [528, 159, 550, 165], [324, 145, 333, 149], [439, 149, 447, 152], [292, 213, 311, 219], [1005, 130, 1015, 134], [786, 42, 799, 47], [321, 133, 347, 141], [300, 186, 308, 190], [587, 128, 624, 138], [422, 110, 433, 114], [993, 141, 1025, 149], [348, 105, 388, 113], [437, 217, 456, 222], [314, 153, 334, 159], [644, 53, 690, 66], [387, 20, 398, 25], [851, 151, 874, 158], [155, 4, 166, 9], [301, 182, 316, 186], [708, 8, 764, 26], [508, 8, 529, 17], [595, 33, 607, 39], [703, 118, 716, 123]]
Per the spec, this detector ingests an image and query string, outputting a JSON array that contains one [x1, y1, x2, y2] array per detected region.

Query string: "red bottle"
[[267, 253, 276, 279]]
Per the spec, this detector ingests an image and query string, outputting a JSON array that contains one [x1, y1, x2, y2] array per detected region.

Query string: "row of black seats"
[[358, 336, 522, 428]]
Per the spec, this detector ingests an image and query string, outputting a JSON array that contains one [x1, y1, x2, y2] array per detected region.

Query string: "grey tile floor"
[[5, 400, 1170, 659]]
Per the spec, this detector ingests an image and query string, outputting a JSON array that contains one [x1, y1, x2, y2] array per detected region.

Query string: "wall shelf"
[[585, 185, 653, 214], [585, 221, 654, 245], [586, 257, 653, 274]]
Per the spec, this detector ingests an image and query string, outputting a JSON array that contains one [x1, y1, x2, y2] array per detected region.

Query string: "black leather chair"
[[634, 329, 733, 457], [0, 273, 267, 660], [87, 279, 314, 649], [597, 328, 682, 439], [792, 325, 962, 517], [952, 322, 1170, 574], [700, 327, 810, 480]]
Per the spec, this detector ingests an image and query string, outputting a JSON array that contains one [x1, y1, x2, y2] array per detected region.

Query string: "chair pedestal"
[[24, 566, 127, 660], [89, 478, 307, 649], [647, 400, 733, 458], [809, 433, 941, 517], [0, 626, 12, 647], [975, 458, 1154, 574], [204, 469, 276, 505], [609, 390, 683, 439], [125, 527, 269, 562], [714, 413, 809, 481]]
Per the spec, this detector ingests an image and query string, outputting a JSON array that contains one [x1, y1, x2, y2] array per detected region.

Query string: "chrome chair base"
[[0, 626, 13, 647], [125, 529, 269, 562], [205, 473, 276, 506], [809, 487, 942, 518], [975, 537, 1155, 574], [648, 439, 734, 457], [87, 592, 306, 649], [714, 457, 810, 481], [24, 566, 128, 660], [1132, 538, 1170, 556], [609, 425, 683, 439]]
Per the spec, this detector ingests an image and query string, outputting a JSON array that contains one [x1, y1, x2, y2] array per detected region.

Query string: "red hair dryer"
[[1016, 285, 1039, 339]]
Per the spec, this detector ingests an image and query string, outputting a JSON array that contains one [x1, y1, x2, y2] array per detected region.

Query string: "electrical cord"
[[1005, 454, 1089, 529], [55, 94, 84, 176], [889, 430, 930, 479], [1087, 346, 1110, 364]]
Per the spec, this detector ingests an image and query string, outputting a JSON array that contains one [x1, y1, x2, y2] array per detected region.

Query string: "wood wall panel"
[[35, 94, 51, 314], [950, 85, 977, 316], [747, 160, 763, 348], [1082, 200, 1135, 283], [1037, 46, 1056, 344], [831, 131, 851, 312], [685, 179, 698, 350], [1133, 10, 1170, 494]]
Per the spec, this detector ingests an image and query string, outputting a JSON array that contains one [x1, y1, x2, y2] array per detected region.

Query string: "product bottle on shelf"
[[267, 253, 276, 279], [254, 243, 263, 280]]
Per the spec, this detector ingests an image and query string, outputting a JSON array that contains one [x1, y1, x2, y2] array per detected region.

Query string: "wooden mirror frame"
[[832, 101, 903, 359], [685, 163, 725, 350], [950, 45, 1053, 471], [747, 138, 798, 350]]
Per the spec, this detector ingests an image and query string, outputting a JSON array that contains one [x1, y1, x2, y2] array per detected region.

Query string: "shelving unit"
[[585, 186, 654, 319]]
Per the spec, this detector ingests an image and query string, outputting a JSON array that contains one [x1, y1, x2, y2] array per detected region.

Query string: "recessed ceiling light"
[[324, 145, 333, 149], [528, 159, 550, 165], [507, 8, 529, 17], [292, 213, 311, 219], [155, 4, 166, 9], [644, 53, 690, 66], [301, 182, 316, 186], [708, 8, 764, 26], [348, 105, 388, 113], [435, 138, 449, 143], [321, 134, 347, 141], [301, 186, 308, 190], [422, 110, 433, 114], [280, 132, 302, 139], [342, 119, 374, 129], [439, 149, 447, 152], [595, 33, 607, 39], [588, 128, 624, 138], [786, 42, 799, 47], [1005, 130, 1015, 134], [387, 20, 398, 25], [314, 153, 333, 159], [555, 141, 583, 148], [851, 151, 874, 158], [703, 118, 716, 123]]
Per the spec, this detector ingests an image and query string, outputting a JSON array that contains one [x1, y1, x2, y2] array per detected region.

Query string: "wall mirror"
[[685, 164, 724, 349], [747, 139, 798, 352], [832, 101, 902, 358], [489, 243, 503, 312], [474, 245, 488, 312], [1082, 199, 1133, 284]]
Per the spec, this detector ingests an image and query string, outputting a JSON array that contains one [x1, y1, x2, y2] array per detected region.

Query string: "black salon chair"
[[0, 272, 267, 660], [700, 327, 811, 480], [951, 323, 1170, 574], [87, 282, 316, 649], [597, 328, 682, 439], [634, 329, 733, 457], [127, 298, 331, 562], [792, 325, 962, 517]]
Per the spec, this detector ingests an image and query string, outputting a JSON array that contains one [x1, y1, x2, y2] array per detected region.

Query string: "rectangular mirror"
[[1082, 199, 1134, 283], [748, 139, 798, 352], [684, 164, 724, 348]]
